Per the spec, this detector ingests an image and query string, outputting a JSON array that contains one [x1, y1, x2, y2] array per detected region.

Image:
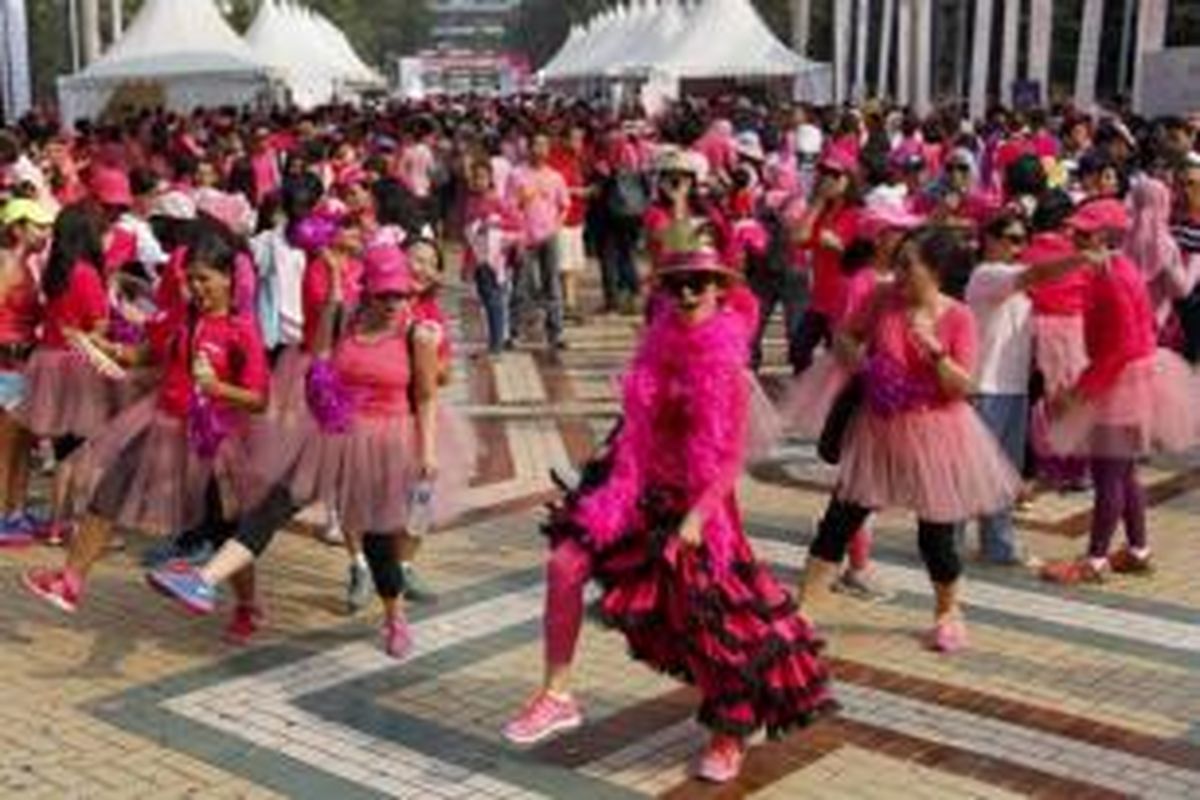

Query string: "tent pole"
[[79, 0, 100, 64], [67, 0, 81, 73]]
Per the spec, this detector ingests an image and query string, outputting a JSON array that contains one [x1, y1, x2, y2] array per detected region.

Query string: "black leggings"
[[810, 497, 963, 584], [203, 484, 406, 601]]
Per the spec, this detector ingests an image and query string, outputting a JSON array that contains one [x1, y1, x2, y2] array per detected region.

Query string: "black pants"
[[747, 264, 809, 372], [810, 497, 963, 584], [792, 310, 833, 376]]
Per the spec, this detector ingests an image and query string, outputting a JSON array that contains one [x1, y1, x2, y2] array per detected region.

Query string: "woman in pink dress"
[[1041, 199, 1200, 583], [504, 246, 834, 784], [796, 227, 1020, 653], [22, 225, 270, 615]]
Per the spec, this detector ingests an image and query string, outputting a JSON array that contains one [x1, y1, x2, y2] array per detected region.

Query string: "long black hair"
[[42, 204, 103, 300], [896, 226, 976, 300]]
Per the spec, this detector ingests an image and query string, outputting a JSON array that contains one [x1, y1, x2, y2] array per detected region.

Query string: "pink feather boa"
[[575, 304, 753, 577]]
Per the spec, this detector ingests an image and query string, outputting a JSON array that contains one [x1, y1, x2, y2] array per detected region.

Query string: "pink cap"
[[858, 205, 925, 239], [90, 166, 133, 207], [1068, 198, 1129, 234], [819, 144, 858, 175], [363, 245, 415, 295]]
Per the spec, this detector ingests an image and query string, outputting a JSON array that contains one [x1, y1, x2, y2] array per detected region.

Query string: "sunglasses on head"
[[662, 271, 720, 297]]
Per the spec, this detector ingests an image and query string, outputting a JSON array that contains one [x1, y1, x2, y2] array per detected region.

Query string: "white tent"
[[307, 8, 385, 88], [540, 24, 585, 79], [563, 8, 629, 79], [656, 0, 831, 86], [609, 0, 688, 78], [246, 0, 335, 109], [58, 0, 274, 124]]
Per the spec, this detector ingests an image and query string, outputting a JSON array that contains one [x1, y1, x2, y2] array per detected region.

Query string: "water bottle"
[[407, 479, 435, 538]]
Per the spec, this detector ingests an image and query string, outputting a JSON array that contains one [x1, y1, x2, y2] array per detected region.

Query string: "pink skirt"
[[1048, 350, 1200, 458], [837, 402, 1020, 523], [267, 346, 312, 424], [430, 405, 477, 525], [780, 354, 853, 439], [17, 348, 118, 438], [1034, 315, 1088, 395], [113, 365, 160, 412], [68, 398, 257, 535], [746, 372, 783, 461]]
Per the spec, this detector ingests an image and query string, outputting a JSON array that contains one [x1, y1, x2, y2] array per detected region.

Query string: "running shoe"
[[140, 535, 214, 569], [39, 520, 75, 547], [696, 735, 746, 783], [147, 561, 217, 615], [1040, 558, 1106, 585], [346, 561, 372, 614], [502, 692, 584, 745], [927, 617, 969, 654], [831, 569, 894, 602], [22, 567, 82, 614], [381, 615, 413, 659], [1108, 548, 1154, 575], [0, 515, 35, 548], [400, 563, 438, 604], [224, 604, 264, 646]]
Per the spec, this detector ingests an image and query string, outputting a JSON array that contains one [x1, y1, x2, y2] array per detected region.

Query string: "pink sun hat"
[[89, 166, 133, 207], [858, 205, 925, 239], [363, 244, 416, 296], [1068, 198, 1129, 234]]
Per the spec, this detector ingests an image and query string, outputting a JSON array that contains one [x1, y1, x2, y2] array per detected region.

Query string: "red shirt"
[[336, 333, 411, 419], [42, 261, 108, 348], [1023, 232, 1089, 316], [805, 206, 859, 317], [150, 311, 270, 419], [548, 147, 587, 228], [1076, 254, 1157, 399], [0, 261, 40, 347], [302, 256, 364, 352]]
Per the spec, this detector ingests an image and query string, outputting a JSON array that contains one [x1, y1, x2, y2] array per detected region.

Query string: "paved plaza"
[[1, 275, 1199, 799]]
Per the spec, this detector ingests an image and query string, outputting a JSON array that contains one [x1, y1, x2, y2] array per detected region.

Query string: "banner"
[[1, 0, 32, 123]]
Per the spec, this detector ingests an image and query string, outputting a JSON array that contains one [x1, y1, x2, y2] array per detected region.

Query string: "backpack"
[[607, 170, 649, 219]]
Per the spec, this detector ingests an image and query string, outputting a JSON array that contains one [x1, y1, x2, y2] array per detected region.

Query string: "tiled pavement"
[[2, 273, 1200, 799]]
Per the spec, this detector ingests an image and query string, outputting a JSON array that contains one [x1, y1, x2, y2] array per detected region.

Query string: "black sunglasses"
[[947, 163, 971, 173], [662, 272, 719, 297], [1002, 231, 1028, 245]]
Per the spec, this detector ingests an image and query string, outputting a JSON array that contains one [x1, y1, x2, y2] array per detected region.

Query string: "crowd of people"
[[2, 92, 1199, 783]]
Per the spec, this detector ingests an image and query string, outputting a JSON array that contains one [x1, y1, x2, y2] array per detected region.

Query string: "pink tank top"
[[335, 332, 411, 419]]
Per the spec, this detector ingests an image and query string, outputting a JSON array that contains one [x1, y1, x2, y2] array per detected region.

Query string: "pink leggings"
[[544, 540, 593, 667], [847, 526, 872, 571]]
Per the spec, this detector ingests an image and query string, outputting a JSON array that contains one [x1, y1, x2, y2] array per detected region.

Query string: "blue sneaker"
[[6, 509, 47, 535], [147, 561, 217, 615], [0, 515, 34, 548], [140, 536, 214, 569]]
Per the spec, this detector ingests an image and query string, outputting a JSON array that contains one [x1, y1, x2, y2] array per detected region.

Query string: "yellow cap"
[[0, 198, 54, 227]]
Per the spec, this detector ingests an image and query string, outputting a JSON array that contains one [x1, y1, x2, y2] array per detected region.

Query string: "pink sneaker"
[[928, 617, 969, 653], [223, 605, 264, 646], [502, 691, 584, 745], [22, 567, 83, 614], [696, 735, 746, 783], [382, 616, 412, 659]]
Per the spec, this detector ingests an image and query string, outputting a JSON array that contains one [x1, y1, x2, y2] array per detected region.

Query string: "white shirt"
[[966, 261, 1033, 395]]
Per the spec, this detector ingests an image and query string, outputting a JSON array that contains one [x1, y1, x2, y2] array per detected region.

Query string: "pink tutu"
[[780, 353, 853, 439], [68, 398, 259, 535], [430, 405, 478, 525], [112, 365, 160, 412], [837, 402, 1020, 522], [746, 372, 783, 461], [17, 348, 118, 438], [1034, 315, 1088, 394], [1048, 350, 1200, 458], [267, 346, 313, 424]]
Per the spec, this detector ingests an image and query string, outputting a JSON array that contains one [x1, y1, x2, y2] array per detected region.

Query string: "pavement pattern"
[[1, 272, 1199, 799]]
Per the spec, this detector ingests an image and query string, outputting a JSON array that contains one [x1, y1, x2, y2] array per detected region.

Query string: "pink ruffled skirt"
[[1047, 350, 1200, 458], [17, 348, 118, 438], [779, 354, 853, 439], [1034, 315, 1088, 394], [267, 346, 312, 424], [68, 398, 258, 535], [837, 402, 1020, 523]]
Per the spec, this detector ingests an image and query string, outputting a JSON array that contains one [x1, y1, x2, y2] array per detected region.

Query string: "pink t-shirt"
[[302, 256, 364, 352], [151, 311, 269, 419], [869, 294, 978, 405], [508, 165, 569, 246], [1076, 254, 1157, 399], [42, 262, 108, 349], [805, 206, 859, 317], [399, 143, 435, 199], [838, 269, 878, 329]]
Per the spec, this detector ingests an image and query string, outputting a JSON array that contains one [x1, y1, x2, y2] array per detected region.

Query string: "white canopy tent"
[[654, 0, 831, 100], [540, 24, 586, 79], [609, 0, 688, 78], [58, 0, 275, 124], [245, 0, 336, 109], [306, 8, 386, 89]]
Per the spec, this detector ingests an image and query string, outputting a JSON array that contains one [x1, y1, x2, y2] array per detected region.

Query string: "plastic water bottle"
[[407, 479, 435, 538]]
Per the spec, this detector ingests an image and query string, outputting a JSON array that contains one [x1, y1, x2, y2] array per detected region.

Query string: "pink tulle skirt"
[[746, 372, 783, 460], [1048, 350, 1200, 458], [837, 402, 1021, 523], [68, 398, 257, 535], [267, 346, 312, 424], [113, 366, 160, 412], [779, 354, 852, 439], [1034, 315, 1088, 394], [17, 348, 118, 438], [429, 405, 478, 525]]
